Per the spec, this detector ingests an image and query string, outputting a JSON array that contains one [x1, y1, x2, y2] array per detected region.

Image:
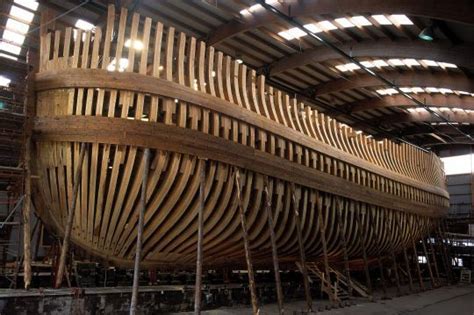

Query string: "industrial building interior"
[[0, 0, 473, 314]]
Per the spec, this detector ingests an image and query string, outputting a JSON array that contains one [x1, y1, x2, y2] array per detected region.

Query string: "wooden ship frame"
[[30, 5, 450, 304]]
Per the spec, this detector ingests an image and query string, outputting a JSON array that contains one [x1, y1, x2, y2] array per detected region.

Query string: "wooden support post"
[[394, 218, 413, 292], [421, 237, 436, 288], [317, 195, 335, 305], [130, 148, 150, 315], [291, 184, 312, 312], [387, 215, 401, 295], [54, 142, 87, 289], [427, 233, 440, 284], [354, 203, 372, 297], [335, 198, 352, 297], [412, 239, 425, 291], [23, 137, 32, 289], [436, 222, 453, 284], [263, 176, 284, 315], [235, 169, 259, 315], [377, 258, 387, 297], [194, 159, 206, 315]]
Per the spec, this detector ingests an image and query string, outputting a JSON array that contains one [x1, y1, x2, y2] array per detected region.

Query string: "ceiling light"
[[400, 87, 412, 93], [390, 14, 413, 25], [403, 58, 420, 66], [421, 59, 438, 67], [373, 59, 389, 67], [385, 88, 398, 95], [0, 76, 11, 87], [0, 42, 21, 55], [376, 89, 387, 95], [278, 27, 307, 40], [335, 65, 348, 72], [419, 25, 434, 41], [10, 6, 34, 23], [371, 15, 392, 25], [318, 20, 337, 31], [2, 30, 25, 45], [350, 16, 372, 27], [438, 62, 457, 68], [75, 19, 95, 31], [14, 0, 39, 11], [335, 18, 354, 28], [303, 24, 322, 33], [0, 53, 18, 60], [388, 59, 404, 66], [6, 19, 29, 34], [125, 39, 144, 50]]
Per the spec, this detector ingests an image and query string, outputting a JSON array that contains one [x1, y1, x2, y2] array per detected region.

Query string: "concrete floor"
[[175, 285, 474, 314]]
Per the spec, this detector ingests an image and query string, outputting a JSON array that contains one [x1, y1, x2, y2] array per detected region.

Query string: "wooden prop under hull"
[[32, 6, 448, 268]]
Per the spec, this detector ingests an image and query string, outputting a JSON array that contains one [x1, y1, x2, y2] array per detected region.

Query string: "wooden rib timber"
[[31, 5, 449, 268]]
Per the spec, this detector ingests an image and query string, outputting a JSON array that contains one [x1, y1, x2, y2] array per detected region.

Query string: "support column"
[[421, 237, 436, 288], [263, 177, 284, 314], [394, 217, 413, 292], [317, 195, 335, 305], [130, 148, 150, 315], [291, 184, 312, 312], [335, 198, 352, 297], [23, 137, 32, 289], [412, 239, 425, 291], [354, 203, 372, 297], [437, 222, 453, 284], [377, 258, 388, 297], [194, 159, 206, 315], [54, 142, 87, 289], [427, 232, 441, 284], [235, 169, 259, 315], [387, 214, 401, 295]]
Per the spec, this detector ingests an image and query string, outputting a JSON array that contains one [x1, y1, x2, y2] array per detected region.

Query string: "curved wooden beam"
[[350, 94, 474, 113], [207, 0, 474, 45], [268, 40, 474, 75], [312, 72, 474, 96]]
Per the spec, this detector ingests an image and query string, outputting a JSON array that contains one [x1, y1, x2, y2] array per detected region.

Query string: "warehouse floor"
[[174, 284, 474, 314]]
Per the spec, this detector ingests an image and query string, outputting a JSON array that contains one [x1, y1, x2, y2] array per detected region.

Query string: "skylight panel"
[[2, 30, 25, 45], [0, 53, 18, 60], [75, 19, 95, 31], [350, 16, 372, 26], [438, 62, 457, 68], [411, 87, 424, 93], [426, 87, 439, 93], [421, 59, 438, 67], [388, 59, 404, 66], [389, 14, 413, 25], [10, 6, 35, 23], [371, 15, 392, 25], [439, 88, 453, 94], [335, 64, 348, 72], [360, 61, 375, 68], [371, 59, 388, 67], [303, 24, 322, 33], [0, 76, 11, 87], [403, 58, 420, 66], [0, 42, 21, 55], [335, 18, 354, 28], [6, 19, 29, 34], [279, 27, 307, 40], [400, 87, 412, 93], [14, 0, 39, 11], [385, 88, 398, 95], [345, 63, 360, 71], [318, 20, 338, 31]]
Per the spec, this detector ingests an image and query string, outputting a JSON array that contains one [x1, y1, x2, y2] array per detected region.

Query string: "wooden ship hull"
[[32, 6, 449, 268]]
